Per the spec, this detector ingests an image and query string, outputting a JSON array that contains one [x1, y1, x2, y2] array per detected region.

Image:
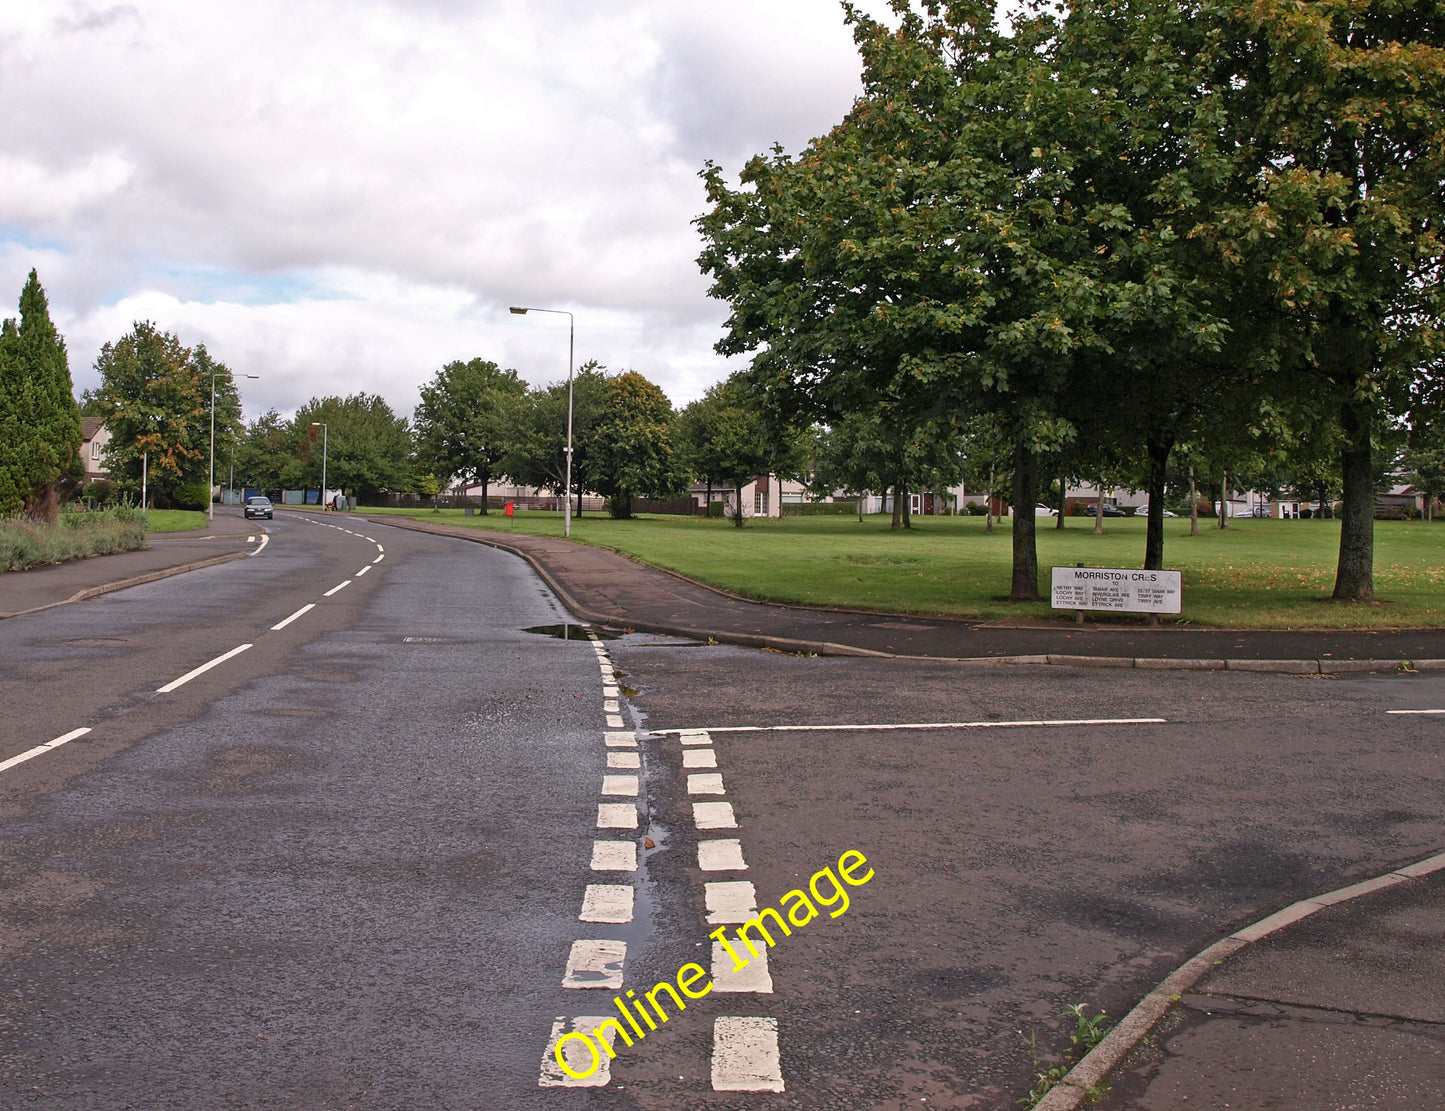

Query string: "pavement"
[[0, 511, 260, 618], [371, 515, 1445, 669], [6, 507, 1443, 1107]]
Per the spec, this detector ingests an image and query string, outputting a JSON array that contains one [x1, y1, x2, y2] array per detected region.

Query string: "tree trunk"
[[1010, 441, 1040, 601], [891, 482, 904, 531], [902, 485, 912, 529], [576, 484, 583, 518], [1055, 470, 1066, 529], [1331, 398, 1375, 601], [705, 478, 712, 518], [1094, 473, 1104, 535], [1189, 466, 1199, 537], [1144, 436, 1172, 571], [733, 480, 746, 527], [858, 490, 864, 522], [479, 475, 489, 514], [985, 464, 995, 534], [1317, 481, 1329, 520], [1219, 469, 1228, 529]]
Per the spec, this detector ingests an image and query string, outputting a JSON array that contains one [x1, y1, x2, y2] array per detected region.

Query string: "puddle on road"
[[523, 624, 619, 641]]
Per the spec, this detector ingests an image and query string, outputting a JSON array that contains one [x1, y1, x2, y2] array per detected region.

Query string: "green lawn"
[[145, 509, 210, 533], [368, 507, 1445, 629]]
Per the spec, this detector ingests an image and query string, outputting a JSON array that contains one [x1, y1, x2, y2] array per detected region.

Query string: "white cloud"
[[0, 0, 876, 413]]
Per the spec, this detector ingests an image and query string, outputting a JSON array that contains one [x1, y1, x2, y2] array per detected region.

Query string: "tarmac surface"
[[4, 509, 1442, 1107]]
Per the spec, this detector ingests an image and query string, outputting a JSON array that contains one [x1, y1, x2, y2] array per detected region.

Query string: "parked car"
[[1131, 505, 1178, 517], [244, 496, 273, 520], [1035, 504, 1058, 517], [1073, 501, 1128, 517]]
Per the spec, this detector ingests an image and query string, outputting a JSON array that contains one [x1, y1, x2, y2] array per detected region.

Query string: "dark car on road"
[[244, 496, 273, 520]]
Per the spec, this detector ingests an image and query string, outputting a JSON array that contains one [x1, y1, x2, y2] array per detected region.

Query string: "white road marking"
[[248, 533, 270, 556], [562, 939, 627, 989], [0, 727, 92, 775], [247, 535, 255, 542], [271, 603, 315, 630], [355, 565, 371, 576], [606, 714, 625, 728], [687, 718, 1166, 733], [711, 942, 772, 992], [607, 752, 640, 769], [1387, 709, 1445, 715], [157, 643, 253, 694], [603, 685, 620, 699], [372, 553, 384, 564], [590, 841, 638, 871], [683, 749, 717, 768], [601, 774, 639, 797], [679, 730, 713, 746], [712, 1016, 784, 1092], [580, 884, 635, 923], [604, 700, 620, 713], [596, 803, 639, 829], [605, 732, 637, 748], [688, 773, 726, 795], [540, 1016, 620, 1087], [698, 839, 747, 871], [705, 881, 758, 924], [693, 802, 737, 829], [376, 545, 383, 552], [323, 580, 351, 596]]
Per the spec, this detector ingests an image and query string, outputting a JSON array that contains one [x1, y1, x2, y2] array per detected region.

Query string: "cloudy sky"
[[0, 0, 891, 420]]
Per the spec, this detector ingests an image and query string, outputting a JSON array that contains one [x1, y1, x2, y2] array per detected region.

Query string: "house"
[[80, 418, 111, 483]]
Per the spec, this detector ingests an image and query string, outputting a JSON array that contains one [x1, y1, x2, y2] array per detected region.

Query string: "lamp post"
[[509, 306, 574, 537], [311, 422, 328, 509], [210, 371, 259, 520]]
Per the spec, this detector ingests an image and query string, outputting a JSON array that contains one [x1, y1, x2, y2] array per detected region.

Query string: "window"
[[754, 488, 769, 516]]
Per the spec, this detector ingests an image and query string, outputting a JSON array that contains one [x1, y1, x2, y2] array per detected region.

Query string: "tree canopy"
[[413, 358, 526, 512]]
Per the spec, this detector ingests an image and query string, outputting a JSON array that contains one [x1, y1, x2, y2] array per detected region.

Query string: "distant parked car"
[[1131, 505, 1178, 517], [244, 496, 273, 520], [1074, 502, 1128, 517], [1035, 504, 1057, 517]]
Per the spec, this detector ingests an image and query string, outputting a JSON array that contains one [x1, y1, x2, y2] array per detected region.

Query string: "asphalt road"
[[2, 513, 1442, 1109]]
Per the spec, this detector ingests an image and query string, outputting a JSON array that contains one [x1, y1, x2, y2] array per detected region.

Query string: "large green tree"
[[0, 270, 82, 518], [413, 358, 526, 512], [505, 361, 610, 515], [91, 322, 241, 505], [586, 371, 683, 519], [286, 394, 411, 501]]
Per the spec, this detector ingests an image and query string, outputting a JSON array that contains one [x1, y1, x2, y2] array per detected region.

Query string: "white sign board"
[[1051, 567, 1182, 614]]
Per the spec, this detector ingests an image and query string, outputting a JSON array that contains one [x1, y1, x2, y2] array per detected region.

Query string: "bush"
[[0, 506, 147, 571], [965, 502, 989, 516], [780, 500, 858, 516], [171, 482, 211, 511], [85, 479, 119, 506], [708, 501, 726, 519]]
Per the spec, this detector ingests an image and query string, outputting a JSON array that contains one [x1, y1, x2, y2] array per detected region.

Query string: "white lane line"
[[376, 545, 384, 552], [605, 732, 638, 748], [693, 802, 737, 829], [157, 643, 253, 694], [597, 803, 638, 829], [698, 839, 748, 871], [1387, 709, 1445, 715], [604, 700, 620, 713], [562, 939, 627, 989], [540, 1017, 620, 1088], [603, 685, 620, 698], [601, 774, 639, 797], [684, 749, 717, 768], [248, 532, 270, 556], [606, 714, 625, 728], [606, 751, 640, 769], [355, 565, 371, 576], [271, 603, 315, 631], [713, 1016, 784, 1092], [705, 881, 758, 924], [372, 553, 384, 564], [686, 718, 1166, 733], [688, 773, 726, 795], [590, 841, 638, 871], [579, 884, 635, 923], [711, 942, 772, 992], [323, 580, 351, 596], [0, 727, 92, 774]]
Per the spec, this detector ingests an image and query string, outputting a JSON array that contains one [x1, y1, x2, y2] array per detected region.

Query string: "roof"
[[81, 417, 106, 441]]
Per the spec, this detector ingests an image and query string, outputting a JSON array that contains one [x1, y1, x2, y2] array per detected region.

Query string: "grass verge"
[[1, 505, 148, 572], [146, 509, 209, 533], [368, 507, 1445, 629]]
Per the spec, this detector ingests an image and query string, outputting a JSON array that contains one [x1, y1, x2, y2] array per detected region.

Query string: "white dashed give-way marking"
[[590, 841, 638, 871], [580, 884, 634, 923], [540, 1017, 622, 1088], [562, 939, 627, 989], [687, 717, 1167, 733], [712, 1017, 784, 1092], [698, 839, 748, 871]]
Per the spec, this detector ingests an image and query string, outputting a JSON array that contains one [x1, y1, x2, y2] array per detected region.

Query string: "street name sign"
[[1050, 567, 1182, 614]]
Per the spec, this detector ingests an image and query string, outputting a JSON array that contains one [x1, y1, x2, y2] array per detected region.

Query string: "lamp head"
[[509, 306, 527, 315]]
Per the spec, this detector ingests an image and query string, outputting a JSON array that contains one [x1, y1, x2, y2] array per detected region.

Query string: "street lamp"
[[509, 305, 574, 537], [311, 422, 328, 509], [210, 371, 259, 520]]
